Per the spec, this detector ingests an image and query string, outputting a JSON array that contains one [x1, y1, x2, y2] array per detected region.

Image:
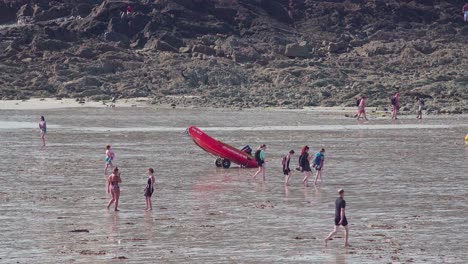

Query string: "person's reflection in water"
[[144, 211, 154, 240], [107, 212, 120, 243], [334, 251, 347, 264], [284, 185, 290, 198]]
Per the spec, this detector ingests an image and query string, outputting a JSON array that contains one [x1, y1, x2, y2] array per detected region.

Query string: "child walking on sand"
[[107, 167, 122, 211], [282, 150, 295, 186], [104, 145, 115, 175], [144, 168, 155, 211]]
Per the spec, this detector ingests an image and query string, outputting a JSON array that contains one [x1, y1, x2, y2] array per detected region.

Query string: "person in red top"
[[126, 5, 133, 15], [463, 3, 468, 22], [391, 88, 401, 120]]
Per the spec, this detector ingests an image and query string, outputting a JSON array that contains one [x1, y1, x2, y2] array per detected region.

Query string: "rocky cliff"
[[1, 0, 467, 113]]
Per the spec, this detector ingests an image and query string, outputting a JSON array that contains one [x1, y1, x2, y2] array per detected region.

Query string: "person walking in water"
[[356, 96, 368, 121], [298, 146, 312, 187], [104, 145, 115, 175], [324, 189, 350, 247], [252, 144, 267, 181], [38, 116, 47, 147], [313, 148, 325, 185], [416, 97, 425, 120], [391, 88, 401, 120], [144, 168, 155, 211], [107, 167, 122, 211], [282, 150, 295, 186], [463, 3, 468, 23]]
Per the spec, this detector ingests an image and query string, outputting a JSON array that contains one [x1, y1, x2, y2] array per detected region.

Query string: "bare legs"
[[324, 225, 349, 247], [357, 111, 368, 121], [314, 170, 323, 185], [392, 107, 398, 119], [302, 171, 311, 187], [284, 172, 292, 186], [145, 196, 152, 211], [107, 188, 120, 211], [41, 132, 46, 147], [252, 166, 265, 181], [417, 110, 422, 119], [105, 163, 113, 176]]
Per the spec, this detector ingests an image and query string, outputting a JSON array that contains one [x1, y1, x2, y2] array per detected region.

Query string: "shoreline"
[[0, 98, 466, 118]]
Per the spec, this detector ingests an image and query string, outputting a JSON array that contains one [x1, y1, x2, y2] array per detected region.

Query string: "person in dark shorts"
[[252, 144, 267, 181], [282, 150, 295, 186], [144, 168, 155, 211], [324, 189, 350, 247]]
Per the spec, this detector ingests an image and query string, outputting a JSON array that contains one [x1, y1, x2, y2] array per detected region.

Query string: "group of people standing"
[[355, 88, 425, 120], [103, 145, 155, 211]]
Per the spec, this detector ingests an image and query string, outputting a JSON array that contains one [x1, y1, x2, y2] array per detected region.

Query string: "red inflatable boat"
[[186, 126, 258, 168]]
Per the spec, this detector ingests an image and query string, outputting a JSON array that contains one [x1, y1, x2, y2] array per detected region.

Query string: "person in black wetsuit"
[[144, 168, 155, 211], [282, 150, 295, 186], [324, 189, 350, 247]]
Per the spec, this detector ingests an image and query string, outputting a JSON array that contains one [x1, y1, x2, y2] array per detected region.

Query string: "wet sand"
[[0, 107, 467, 263]]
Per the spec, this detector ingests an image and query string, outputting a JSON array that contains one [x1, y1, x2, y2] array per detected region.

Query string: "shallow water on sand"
[[0, 108, 467, 263]]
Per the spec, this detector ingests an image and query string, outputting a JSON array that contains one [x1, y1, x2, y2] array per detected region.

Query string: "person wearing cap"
[[324, 189, 350, 247]]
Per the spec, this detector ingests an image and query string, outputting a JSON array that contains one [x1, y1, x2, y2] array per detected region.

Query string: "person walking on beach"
[[313, 148, 325, 185], [463, 3, 468, 23], [282, 150, 295, 186], [391, 88, 401, 120], [356, 96, 368, 121], [144, 168, 155, 211], [104, 145, 115, 175], [416, 97, 425, 119], [324, 189, 350, 247], [252, 144, 267, 180], [298, 146, 312, 187], [38, 116, 47, 147], [107, 167, 122, 211]]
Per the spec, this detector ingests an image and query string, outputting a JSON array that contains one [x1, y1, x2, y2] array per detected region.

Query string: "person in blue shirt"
[[313, 148, 325, 185]]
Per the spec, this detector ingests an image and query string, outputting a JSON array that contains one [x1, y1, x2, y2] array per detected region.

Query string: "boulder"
[[284, 41, 310, 58], [191, 44, 215, 56], [328, 41, 349, 53], [145, 39, 178, 52]]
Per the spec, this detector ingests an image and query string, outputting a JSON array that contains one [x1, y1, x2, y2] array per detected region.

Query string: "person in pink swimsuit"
[[356, 96, 368, 121], [107, 167, 122, 211]]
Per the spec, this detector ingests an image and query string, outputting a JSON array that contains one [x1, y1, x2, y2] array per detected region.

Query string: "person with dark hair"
[[391, 88, 401, 120], [324, 189, 350, 247], [298, 146, 312, 186], [104, 145, 115, 175], [252, 144, 267, 181], [107, 167, 122, 211], [38, 116, 47, 147], [313, 148, 325, 185], [144, 168, 155, 211], [282, 150, 295, 186]]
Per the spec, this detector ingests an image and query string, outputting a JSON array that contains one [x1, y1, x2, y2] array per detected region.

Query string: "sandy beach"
[[0, 105, 467, 263]]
